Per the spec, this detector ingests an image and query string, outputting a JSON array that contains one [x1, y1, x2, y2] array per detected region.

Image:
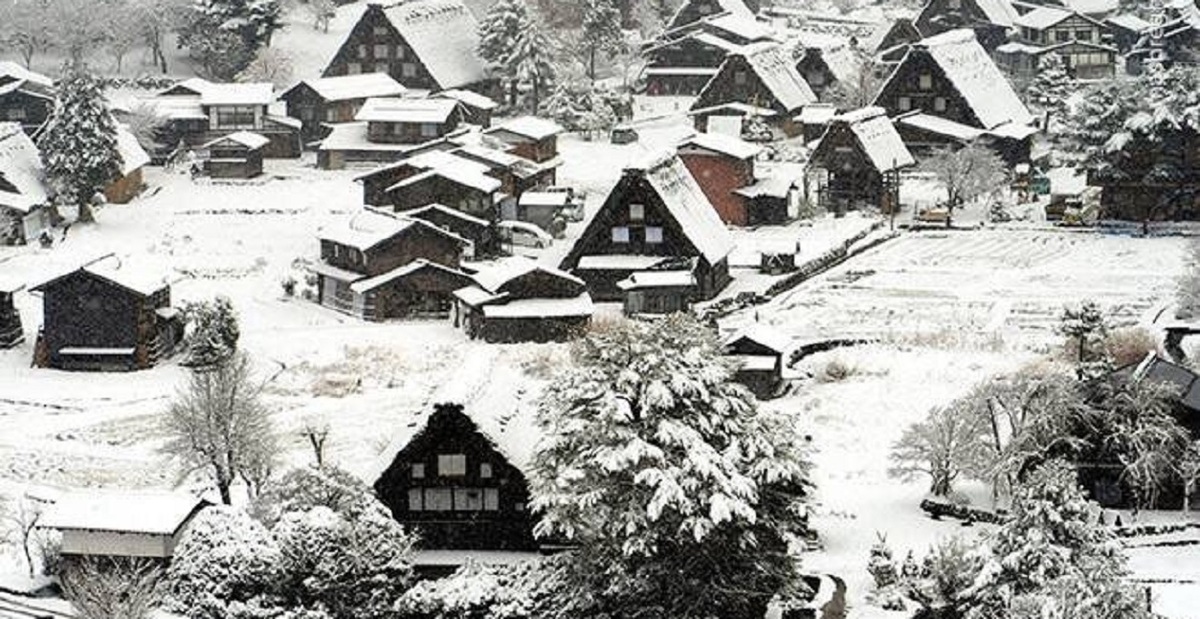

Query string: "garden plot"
[[727, 229, 1187, 350]]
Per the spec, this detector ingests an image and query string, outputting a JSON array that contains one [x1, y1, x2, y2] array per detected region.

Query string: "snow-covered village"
[[1, 0, 1200, 616]]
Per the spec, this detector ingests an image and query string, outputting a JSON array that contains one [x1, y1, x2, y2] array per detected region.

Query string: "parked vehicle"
[[496, 220, 553, 249], [610, 124, 639, 145]]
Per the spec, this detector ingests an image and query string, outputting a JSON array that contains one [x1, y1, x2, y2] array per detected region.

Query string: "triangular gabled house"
[[808, 107, 914, 213], [724, 325, 793, 399], [795, 46, 866, 102], [873, 29, 1036, 164], [864, 18, 923, 63], [691, 42, 818, 138], [453, 257, 593, 343], [561, 151, 734, 302], [914, 0, 1019, 50], [372, 402, 542, 553], [322, 0, 489, 93]]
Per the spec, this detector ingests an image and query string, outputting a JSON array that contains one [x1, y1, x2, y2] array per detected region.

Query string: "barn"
[[40, 491, 208, 560], [453, 258, 593, 343], [560, 152, 734, 302], [372, 402, 542, 553], [30, 259, 183, 372]]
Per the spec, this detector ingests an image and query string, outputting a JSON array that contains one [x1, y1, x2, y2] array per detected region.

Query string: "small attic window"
[[934, 97, 947, 112], [480, 462, 493, 478], [411, 463, 426, 478], [808, 71, 825, 86], [898, 96, 912, 111], [6, 108, 26, 120], [438, 454, 467, 476], [629, 203, 645, 221], [948, 0, 961, 8], [373, 26, 388, 36], [918, 73, 932, 90], [735, 70, 748, 85]]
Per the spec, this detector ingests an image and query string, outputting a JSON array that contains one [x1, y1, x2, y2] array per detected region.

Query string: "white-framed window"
[[646, 227, 664, 244], [411, 463, 425, 478], [424, 488, 453, 511], [934, 96, 947, 112], [438, 454, 467, 476], [898, 96, 911, 111], [325, 108, 339, 122], [347, 62, 362, 75], [1076, 29, 1092, 41], [420, 123, 439, 137], [374, 44, 389, 58], [480, 462, 493, 479], [397, 46, 406, 59], [402, 63, 417, 77], [612, 227, 630, 243], [629, 203, 645, 221], [918, 73, 932, 90]]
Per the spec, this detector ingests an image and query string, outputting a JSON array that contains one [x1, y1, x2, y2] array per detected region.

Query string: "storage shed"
[[40, 491, 208, 560], [202, 131, 269, 179]]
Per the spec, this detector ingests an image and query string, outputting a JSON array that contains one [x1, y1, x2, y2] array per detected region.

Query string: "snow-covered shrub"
[[252, 465, 377, 527], [164, 506, 283, 618], [281, 276, 297, 298], [816, 356, 858, 382], [867, 534, 898, 589], [398, 557, 575, 619], [181, 296, 241, 367], [1102, 327, 1156, 368]]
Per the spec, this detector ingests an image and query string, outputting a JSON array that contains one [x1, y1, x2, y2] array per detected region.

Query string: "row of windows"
[[358, 43, 407, 60], [3, 108, 27, 120], [408, 487, 500, 511], [411, 456, 494, 479], [897, 96, 948, 113], [612, 226, 664, 244], [1067, 52, 1112, 67], [387, 122, 441, 137], [214, 106, 258, 129], [329, 244, 364, 265], [346, 62, 419, 78]]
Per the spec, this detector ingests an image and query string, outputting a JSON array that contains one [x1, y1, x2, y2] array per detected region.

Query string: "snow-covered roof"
[[0, 61, 54, 88], [285, 73, 407, 102], [724, 324, 792, 355], [350, 259, 469, 294], [1047, 167, 1087, 196], [203, 131, 271, 150], [0, 123, 50, 214], [471, 256, 584, 294], [1016, 6, 1074, 30], [381, 0, 487, 89], [321, 122, 448, 153], [1106, 14, 1151, 32], [455, 144, 524, 168], [897, 112, 985, 140], [902, 29, 1033, 130], [679, 131, 763, 160], [735, 42, 818, 113], [734, 174, 796, 199], [617, 270, 697, 290], [406, 202, 490, 227], [141, 97, 208, 120], [115, 125, 151, 175], [1064, 0, 1117, 15], [159, 77, 213, 97], [389, 150, 501, 193], [84, 260, 173, 296], [971, 0, 1020, 27], [691, 31, 752, 53], [199, 82, 274, 106], [39, 491, 206, 536], [995, 41, 1046, 55], [576, 255, 670, 271], [705, 13, 774, 41], [796, 103, 838, 125], [628, 151, 735, 265], [490, 116, 563, 141], [321, 208, 424, 250], [481, 293, 593, 318], [833, 107, 914, 173], [437, 89, 498, 111], [356, 97, 460, 124], [518, 191, 570, 207], [668, 0, 755, 30], [808, 46, 864, 85]]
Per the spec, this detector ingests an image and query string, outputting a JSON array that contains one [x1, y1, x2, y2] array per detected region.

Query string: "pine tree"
[[1024, 53, 1072, 134], [182, 296, 241, 368], [478, 0, 532, 106], [579, 0, 625, 81], [37, 66, 123, 225], [179, 0, 283, 79], [530, 315, 813, 618], [512, 19, 558, 113]]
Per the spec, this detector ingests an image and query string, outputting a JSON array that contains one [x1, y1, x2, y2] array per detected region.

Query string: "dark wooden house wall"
[[695, 54, 785, 114], [281, 85, 370, 145], [367, 117, 459, 144], [679, 151, 754, 226], [810, 123, 887, 210], [37, 272, 171, 371], [366, 267, 474, 320], [363, 165, 420, 207], [404, 208, 498, 257], [796, 53, 839, 100], [320, 225, 463, 278], [915, 0, 1012, 50], [387, 175, 494, 220], [0, 292, 22, 349], [469, 313, 591, 344], [563, 172, 729, 301], [205, 145, 264, 179], [0, 90, 53, 135], [875, 51, 983, 129], [323, 5, 442, 90], [489, 132, 558, 164], [374, 403, 538, 550], [104, 168, 144, 205], [875, 19, 922, 53], [644, 37, 730, 96]]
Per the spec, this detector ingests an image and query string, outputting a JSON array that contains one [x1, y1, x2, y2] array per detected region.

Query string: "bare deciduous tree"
[[918, 141, 1008, 228], [301, 416, 331, 467], [162, 352, 279, 505], [60, 556, 163, 619], [3, 496, 44, 577], [1177, 441, 1200, 514], [889, 402, 992, 497]]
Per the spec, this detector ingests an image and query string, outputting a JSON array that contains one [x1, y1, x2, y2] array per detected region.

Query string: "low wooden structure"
[[0, 62, 54, 135], [40, 491, 208, 559], [453, 258, 593, 343], [724, 326, 792, 399], [30, 259, 182, 372], [678, 132, 762, 226], [313, 208, 470, 320], [437, 89, 498, 128], [0, 123, 52, 245], [405, 203, 497, 258], [617, 261, 698, 315], [485, 116, 563, 165], [372, 403, 541, 551], [202, 131, 269, 179], [279, 72, 408, 145]]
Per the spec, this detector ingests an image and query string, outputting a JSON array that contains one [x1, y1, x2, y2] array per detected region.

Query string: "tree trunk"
[[589, 46, 597, 82], [931, 472, 951, 497], [76, 202, 95, 224]]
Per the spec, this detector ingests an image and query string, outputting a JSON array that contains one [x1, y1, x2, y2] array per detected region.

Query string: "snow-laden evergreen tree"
[[530, 315, 813, 618], [478, 0, 531, 106], [1024, 53, 1072, 134], [579, 0, 625, 81], [179, 0, 283, 79], [512, 18, 558, 113], [1057, 300, 1107, 377], [963, 461, 1152, 619], [37, 66, 123, 225], [182, 296, 241, 368]]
